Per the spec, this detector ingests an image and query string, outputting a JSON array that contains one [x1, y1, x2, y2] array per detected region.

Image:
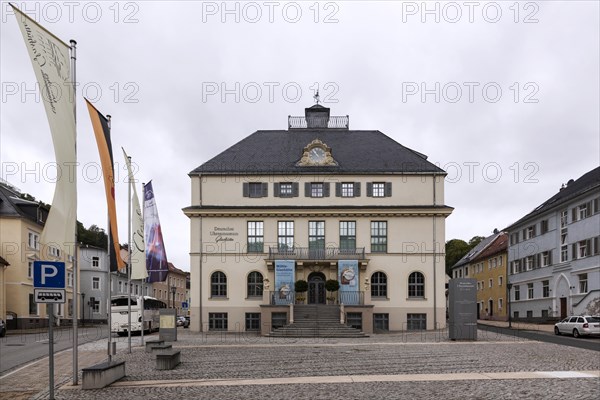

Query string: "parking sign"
[[33, 261, 66, 289]]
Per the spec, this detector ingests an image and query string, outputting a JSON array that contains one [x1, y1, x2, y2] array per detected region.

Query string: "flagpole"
[[141, 181, 146, 345], [127, 155, 132, 354], [70, 38, 79, 387], [107, 114, 113, 364]]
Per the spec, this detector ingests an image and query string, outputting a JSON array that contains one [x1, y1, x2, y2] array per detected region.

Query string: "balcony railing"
[[268, 247, 365, 260], [288, 115, 349, 129], [268, 291, 364, 305]]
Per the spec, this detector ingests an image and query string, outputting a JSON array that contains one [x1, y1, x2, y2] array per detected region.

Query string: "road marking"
[[59, 370, 600, 390]]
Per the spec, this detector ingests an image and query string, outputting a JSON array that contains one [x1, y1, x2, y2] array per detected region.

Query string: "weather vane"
[[313, 90, 320, 104]]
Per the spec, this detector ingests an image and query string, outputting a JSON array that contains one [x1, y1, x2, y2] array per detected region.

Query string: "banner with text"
[[338, 260, 359, 305], [123, 148, 147, 280], [144, 181, 169, 282], [274, 260, 295, 305], [12, 5, 76, 256]]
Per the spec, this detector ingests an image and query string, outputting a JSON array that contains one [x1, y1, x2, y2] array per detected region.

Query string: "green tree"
[[445, 239, 470, 275], [77, 222, 108, 249]]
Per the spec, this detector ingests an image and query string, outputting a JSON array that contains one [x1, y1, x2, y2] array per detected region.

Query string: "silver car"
[[554, 315, 600, 337]]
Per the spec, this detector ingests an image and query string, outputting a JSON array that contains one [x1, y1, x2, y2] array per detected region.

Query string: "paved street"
[[1, 326, 598, 400], [0, 326, 110, 374]]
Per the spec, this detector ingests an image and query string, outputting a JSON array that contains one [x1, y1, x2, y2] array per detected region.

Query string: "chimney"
[[305, 104, 330, 128]]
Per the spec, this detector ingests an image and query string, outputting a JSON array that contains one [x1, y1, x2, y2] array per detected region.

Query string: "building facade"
[[80, 245, 153, 322], [507, 167, 600, 321], [151, 263, 188, 315], [0, 182, 79, 328], [471, 233, 508, 321], [184, 105, 452, 334]]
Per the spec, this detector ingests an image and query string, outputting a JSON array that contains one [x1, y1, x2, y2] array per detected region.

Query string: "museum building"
[[184, 104, 453, 334]]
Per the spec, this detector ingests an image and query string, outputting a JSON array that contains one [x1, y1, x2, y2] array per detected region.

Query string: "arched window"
[[371, 272, 387, 298], [211, 271, 227, 297], [247, 271, 264, 297], [408, 272, 425, 298]]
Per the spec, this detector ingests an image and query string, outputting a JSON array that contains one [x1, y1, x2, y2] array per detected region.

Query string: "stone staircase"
[[269, 305, 368, 338]]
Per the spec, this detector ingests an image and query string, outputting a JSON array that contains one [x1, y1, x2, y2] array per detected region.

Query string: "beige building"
[[152, 262, 188, 316], [184, 105, 453, 334], [0, 182, 79, 329], [471, 233, 508, 321]]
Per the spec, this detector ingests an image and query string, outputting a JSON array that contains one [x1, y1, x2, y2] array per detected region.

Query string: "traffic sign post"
[[34, 261, 66, 400]]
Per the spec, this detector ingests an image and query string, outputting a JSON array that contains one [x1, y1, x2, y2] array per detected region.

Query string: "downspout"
[[432, 173, 437, 329], [199, 174, 203, 331]]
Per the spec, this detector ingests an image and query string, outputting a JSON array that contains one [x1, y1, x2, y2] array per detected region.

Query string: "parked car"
[[176, 316, 189, 328], [554, 315, 600, 337], [0, 319, 6, 337]]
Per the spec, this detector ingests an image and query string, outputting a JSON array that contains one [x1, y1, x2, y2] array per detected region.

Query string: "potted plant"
[[325, 279, 340, 304], [295, 280, 308, 304]]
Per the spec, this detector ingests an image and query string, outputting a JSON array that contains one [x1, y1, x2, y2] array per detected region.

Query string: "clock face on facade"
[[297, 139, 338, 166], [308, 147, 326, 163]]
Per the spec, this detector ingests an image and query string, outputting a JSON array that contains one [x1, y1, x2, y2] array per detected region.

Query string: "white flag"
[[123, 148, 148, 280], [12, 5, 77, 256]]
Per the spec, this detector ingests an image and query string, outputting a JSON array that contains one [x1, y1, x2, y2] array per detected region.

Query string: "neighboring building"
[[0, 182, 79, 328], [80, 244, 152, 322], [151, 263, 188, 315], [80, 245, 108, 322], [471, 233, 508, 321], [450, 233, 500, 281], [506, 167, 600, 321], [184, 104, 453, 334]]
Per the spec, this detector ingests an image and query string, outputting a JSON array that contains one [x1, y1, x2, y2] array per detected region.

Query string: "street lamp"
[[507, 283, 513, 329]]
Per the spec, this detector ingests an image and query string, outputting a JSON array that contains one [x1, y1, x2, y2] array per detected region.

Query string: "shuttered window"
[[336, 182, 361, 197], [274, 182, 299, 197], [305, 182, 330, 198], [243, 182, 268, 198], [367, 182, 392, 197]]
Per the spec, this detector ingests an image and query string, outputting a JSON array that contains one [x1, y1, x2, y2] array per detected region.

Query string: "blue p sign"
[[33, 261, 66, 288]]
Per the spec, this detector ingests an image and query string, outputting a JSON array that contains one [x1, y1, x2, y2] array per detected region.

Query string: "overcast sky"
[[2, 1, 599, 271]]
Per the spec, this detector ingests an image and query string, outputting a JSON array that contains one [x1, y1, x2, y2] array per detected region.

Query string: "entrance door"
[[488, 300, 494, 317], [308, 273, 326, 304], [560, 297, 567, 319]]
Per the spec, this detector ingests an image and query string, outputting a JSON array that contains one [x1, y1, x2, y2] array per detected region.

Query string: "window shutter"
[[548, 250, 552, 265], [593, 198, 599, 214], [586, 201, 592, 217], [533, 225, 537, 236], [572, 243, 577, 259], [261, 182, 268, 197], [323, 183, 330, 197], [572, 208, 577, 222], [273, 183, 280, 197], [535, 254, 540, 268], [354, 182, 361, 197], [292, 182, 299, 197], [385, 182, 392, 197], [367, 182, 373, 197], [243, 183, 249, 197], [335, 182, 341, 197], [522, 229, 526, 241], [305, 182, 311, 197], [593, 237, 599, 255]]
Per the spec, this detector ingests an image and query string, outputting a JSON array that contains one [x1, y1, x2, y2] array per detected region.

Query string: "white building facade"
[[507, 167, 600, 321], [185, 105, 453, 334]]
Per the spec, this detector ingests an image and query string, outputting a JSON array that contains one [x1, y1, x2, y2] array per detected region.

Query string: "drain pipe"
[[432, 173, 438, 329]]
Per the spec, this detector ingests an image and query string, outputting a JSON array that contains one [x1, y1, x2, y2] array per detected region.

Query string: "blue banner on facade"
[[338, 260, 359, 305], [274, 260, 295, 305]]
